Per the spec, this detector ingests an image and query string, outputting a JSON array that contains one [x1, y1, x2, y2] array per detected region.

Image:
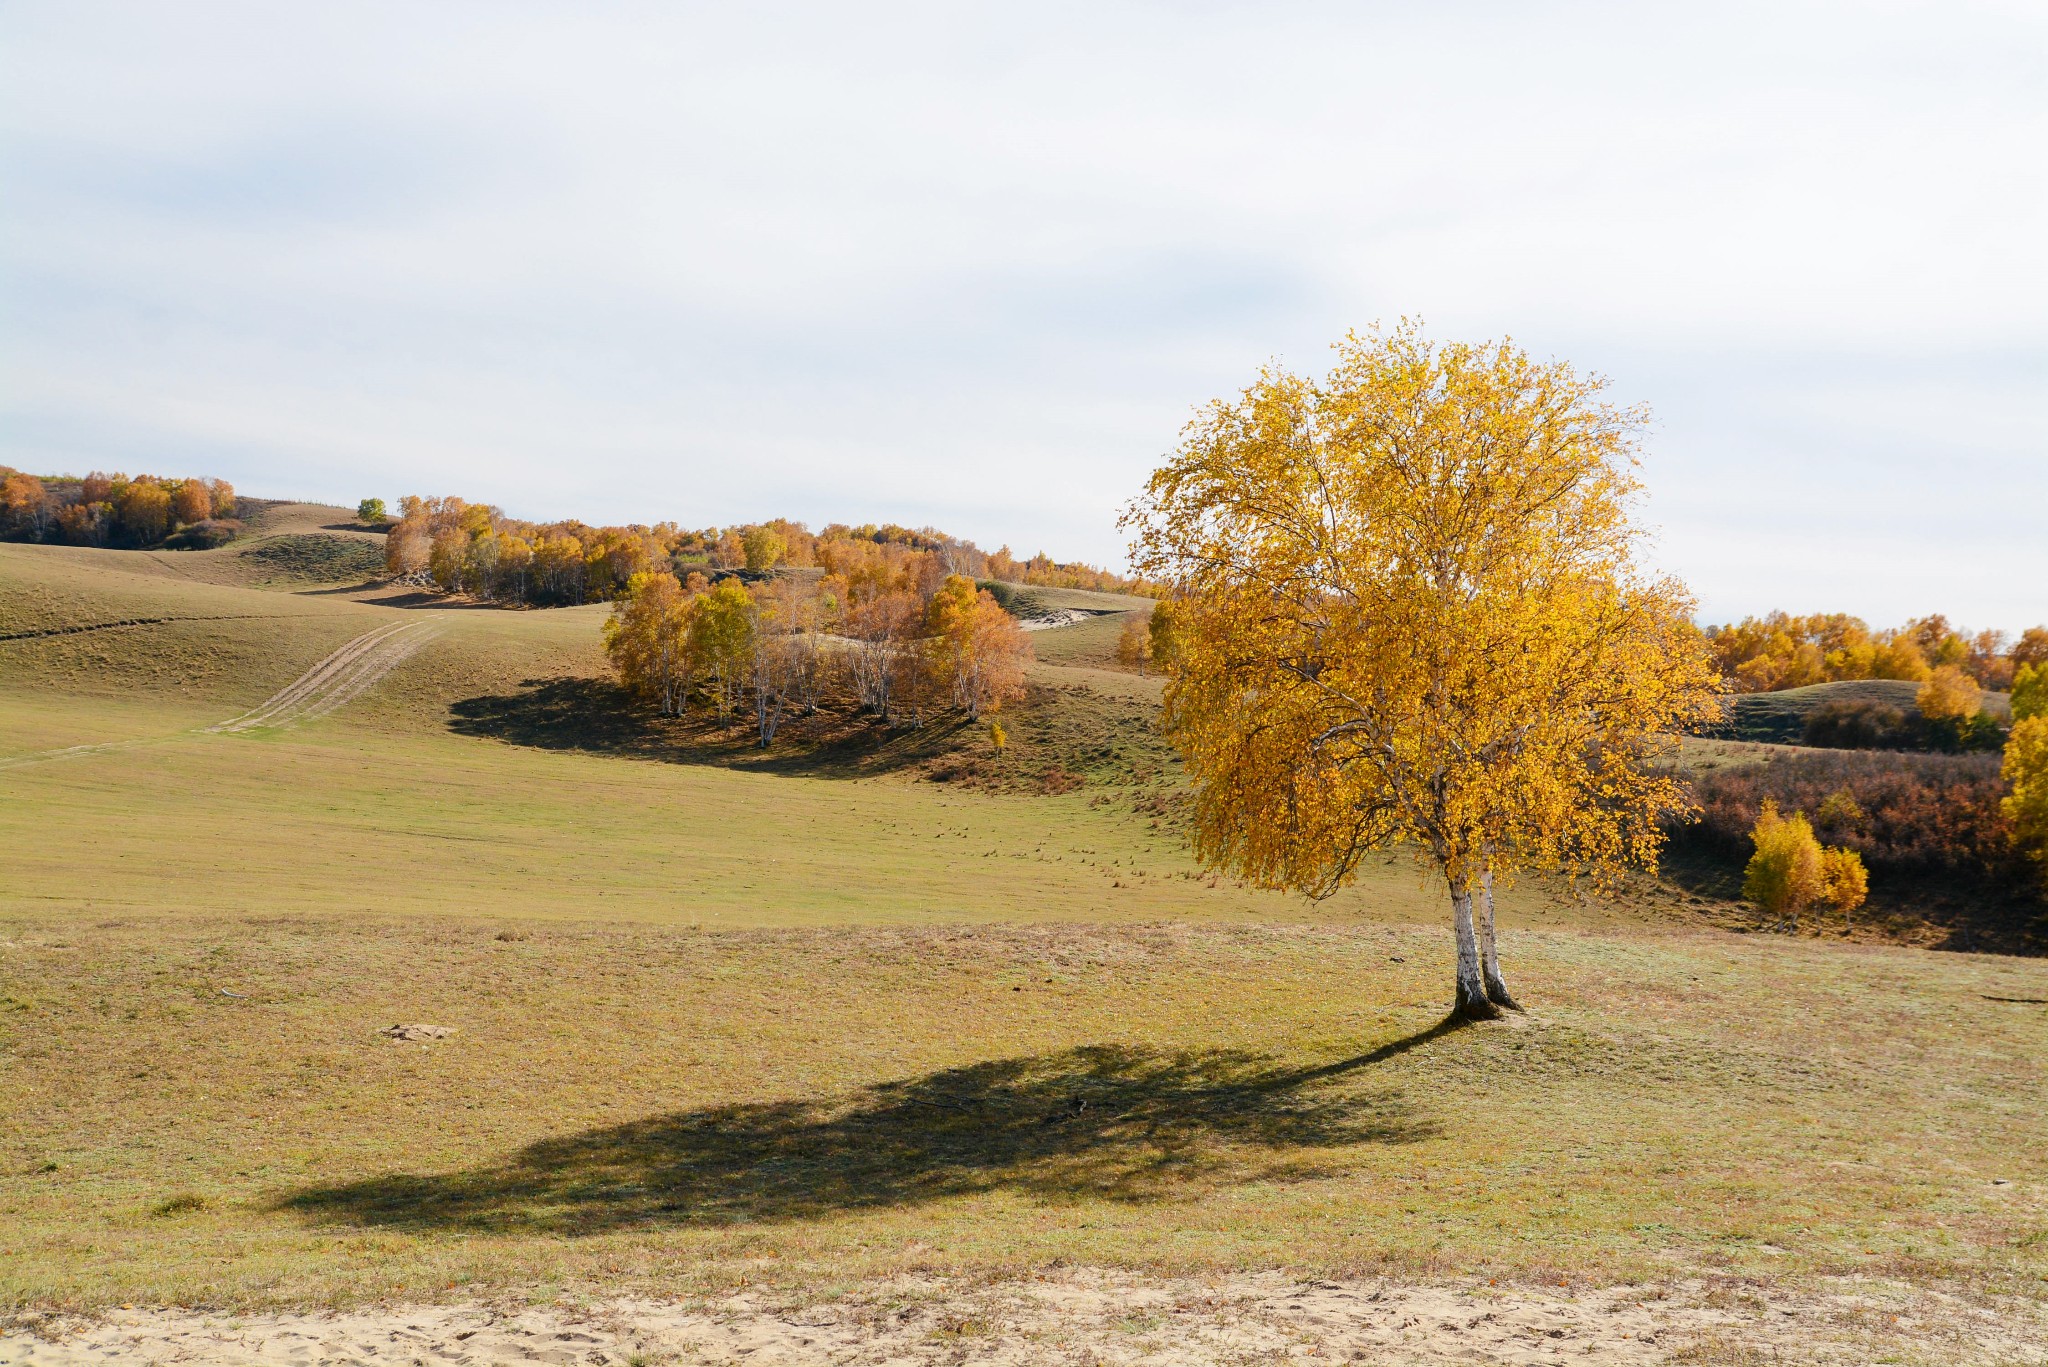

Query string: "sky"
[[2, 2, 2043, 628]]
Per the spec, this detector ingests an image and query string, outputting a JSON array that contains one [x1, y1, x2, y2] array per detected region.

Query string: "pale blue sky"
[[3, 2, 2043, 627]]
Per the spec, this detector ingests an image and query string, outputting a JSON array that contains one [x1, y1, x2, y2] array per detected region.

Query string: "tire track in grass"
[[205, 620, 439, 733], [0, 621, 441, 770]]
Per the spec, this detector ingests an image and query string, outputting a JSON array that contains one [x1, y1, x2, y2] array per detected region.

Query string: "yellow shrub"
[[2004, 716, 2048, 883], [1819, 847, 1868, 916], [1743, 800, 1826, 916]]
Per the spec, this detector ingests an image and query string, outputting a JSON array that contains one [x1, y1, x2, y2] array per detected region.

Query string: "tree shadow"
[[446, 676, 980, 779], [277, 1029, 1460, 1235], [1660, 835, 2045, 956]]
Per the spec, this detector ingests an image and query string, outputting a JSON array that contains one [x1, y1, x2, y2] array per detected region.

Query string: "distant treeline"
[[0, 470, 239, 548], [380, 495, 1155, 608], [1708, 611, 2046, 694]]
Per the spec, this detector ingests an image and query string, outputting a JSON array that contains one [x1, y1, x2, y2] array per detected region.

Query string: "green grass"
[[2, 513, 2045, 1320], [0, 691, 1635, 930]]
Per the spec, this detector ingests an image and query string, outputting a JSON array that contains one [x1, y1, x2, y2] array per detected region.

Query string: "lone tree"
[[1125, 323, 1716, 1020]]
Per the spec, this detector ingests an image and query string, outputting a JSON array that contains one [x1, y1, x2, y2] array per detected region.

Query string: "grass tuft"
[[150, 1194, 209, 1218]]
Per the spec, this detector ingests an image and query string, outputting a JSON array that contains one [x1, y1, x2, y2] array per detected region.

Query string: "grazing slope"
[[2, 506, 2044, 1363]]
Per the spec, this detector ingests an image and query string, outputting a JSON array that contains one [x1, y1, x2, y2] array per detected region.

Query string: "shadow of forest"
[[278, 1030, 1458, 1236], [447, 676, 978, 779]]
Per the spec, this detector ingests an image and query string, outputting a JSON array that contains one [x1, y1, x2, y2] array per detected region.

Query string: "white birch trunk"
[[1450, 879, 1500, 1020], [1475, 862, 1521, 1011]]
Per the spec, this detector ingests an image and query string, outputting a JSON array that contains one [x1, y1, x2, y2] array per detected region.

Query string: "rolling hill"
[[2, 503, 2044, 1362], [1706, 677, 2014, 744]]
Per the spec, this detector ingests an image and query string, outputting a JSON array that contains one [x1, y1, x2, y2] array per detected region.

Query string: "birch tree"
[[1116, 613, 1153, 675], [926, 574, 1031, 719], [602, 571, 697, 716], [691, 578, 756, 723], [1124, 322, 1717, 1020]]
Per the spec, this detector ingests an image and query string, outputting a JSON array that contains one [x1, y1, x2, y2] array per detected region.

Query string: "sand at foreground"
[[6, 1270, 2041, 1366]]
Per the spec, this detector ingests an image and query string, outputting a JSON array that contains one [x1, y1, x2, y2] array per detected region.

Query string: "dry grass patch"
[[3, 917, 2045, 1313]]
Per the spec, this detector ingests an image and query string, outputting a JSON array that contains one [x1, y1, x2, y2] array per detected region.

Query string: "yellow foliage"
[[1115, 613, 1152, 674], [1743, 801, 1826, 917], [1744, 800, 1868, 918], [1820, 846, 1868, 916], [170, 480, 212, 526], [2012, 663, 2046, 723], [741, 526, 785, 572], [602, 571, 698, 716], [1146, 600, 1184, 675], [2004, 716, 2048, 884], [691, 578, 757, 722], [1872, 635, 1931, 683], [1124, 322, 1717, 1017], [115, 480, 172, 544], [1916, 664, 1982, 722], [925, 574, 1030, 719], [1814, 789, 1865, 832]]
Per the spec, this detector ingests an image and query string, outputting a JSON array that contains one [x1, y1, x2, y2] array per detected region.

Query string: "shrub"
[[1743, 801, 1825, 916], [1814, 789, 1866, 833], [151, 1193, 209, 1217], [1820, 846, 1869, 915], [1800, 693, 2002, 754], [1039, 764, 1082, 795], [357, 497, 387, 523], [161, 518, 243, 550], [1673, 748, 2020, 882], [1804, 699, 1910, 750], [2005, 716, 2048, 887], [1918, 708, 2007, 755]]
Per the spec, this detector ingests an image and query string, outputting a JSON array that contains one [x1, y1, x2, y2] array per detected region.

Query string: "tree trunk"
[[1450, 879, 1501, 1021], [1475, 863, 1522, 1011]]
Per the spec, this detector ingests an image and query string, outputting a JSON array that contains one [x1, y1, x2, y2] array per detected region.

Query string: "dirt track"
[[0, 621, 437, 771], [5, 1270, 2041, 1366], [205, 620, 438, 733]]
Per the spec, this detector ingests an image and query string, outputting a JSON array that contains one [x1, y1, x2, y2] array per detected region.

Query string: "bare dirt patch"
[[6, 1270, 2042, 1365]]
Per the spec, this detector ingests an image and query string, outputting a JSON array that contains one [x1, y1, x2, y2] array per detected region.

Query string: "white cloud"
[[2, 0, 2043, 624]]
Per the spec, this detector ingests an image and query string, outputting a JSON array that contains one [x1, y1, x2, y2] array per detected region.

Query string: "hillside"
[[0, 507, 1634, 929], [3, 505, 2046, 1362], [1706, 677, 2014, 744]]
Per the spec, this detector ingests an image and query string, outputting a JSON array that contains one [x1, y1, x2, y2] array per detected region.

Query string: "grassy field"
[[6, 915, 2046, 1314], [4, 511, 2046, 1349]]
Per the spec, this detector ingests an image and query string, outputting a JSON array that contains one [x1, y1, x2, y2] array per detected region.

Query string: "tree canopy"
[[1125, 322, 1717, 1019]]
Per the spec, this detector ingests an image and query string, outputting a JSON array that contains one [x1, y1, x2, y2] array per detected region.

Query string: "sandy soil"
[[1019, 608, 1118, 631], [7, 1269, 2042, 1366]]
